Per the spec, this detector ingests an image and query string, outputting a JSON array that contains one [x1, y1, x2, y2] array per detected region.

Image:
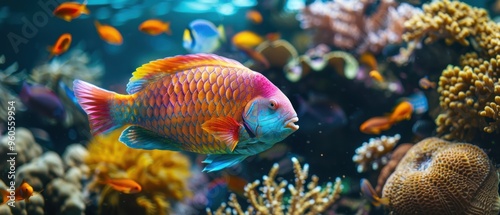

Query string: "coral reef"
[[436, 54, 500, 140], [298, 0, 421, 54], [374, 143, 413, 194], [352, 134, 400, 173], [403, 0, 500, 140], [382, 137, 500, 215], [0, 129, 88, 215], [284, 44, 359, 82], [207, 157, 342, 215], [0, 128, 43, 174], [0, 61, 24, 124], [30, 48, 103, 128], [85, 127, 191, 215]]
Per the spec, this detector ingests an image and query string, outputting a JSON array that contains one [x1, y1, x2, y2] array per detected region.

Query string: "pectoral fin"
[[119, 126, 180, 151], [202, 154, 248, 172], [360, 178, 390, 207], [201, 117, 241, 152]]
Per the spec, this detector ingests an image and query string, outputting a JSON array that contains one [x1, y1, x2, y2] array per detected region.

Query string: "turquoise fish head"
[[242, 74, 299, 144]]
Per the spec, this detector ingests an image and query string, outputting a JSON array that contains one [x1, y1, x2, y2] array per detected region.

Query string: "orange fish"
[[1, 180, 38, 205], [369, 70, 384, 83], [266, 32, 281, 42], [94, 20, 123, 45], [389, 101, 413, 123], [246, 10, 263, 24], [48, 33, 72, 59], [53, 0, 89, 22], [360, 116, 393, 135], [360, 178, 389, 207], [139, 19, 171, 36], [359, 52, 378, 71], [225, 175, 248, 196], [100, 177, 142, 194], [239, 46, 270, 68], [418, 76, 436, 90]]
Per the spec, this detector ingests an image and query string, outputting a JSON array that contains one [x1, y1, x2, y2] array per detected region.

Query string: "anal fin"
[[119, 126, 180, 151], [202, 154, 248, 172]]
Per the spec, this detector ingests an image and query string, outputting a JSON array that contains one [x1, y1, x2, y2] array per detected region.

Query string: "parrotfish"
[[74, 54, 299, 172], [183, 19, 225, 53]]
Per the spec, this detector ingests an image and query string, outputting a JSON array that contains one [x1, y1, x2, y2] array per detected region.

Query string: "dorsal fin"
[[126, 53, 247, 94]]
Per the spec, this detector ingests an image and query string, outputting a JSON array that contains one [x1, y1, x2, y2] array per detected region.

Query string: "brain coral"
[[85, 126, 191, 215], [382, 137, 500, 215]]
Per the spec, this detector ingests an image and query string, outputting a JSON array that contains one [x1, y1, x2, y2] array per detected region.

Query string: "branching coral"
[[382, 137, 500, 215], [402, 0, 500, 140], [352, 134, 400, 173], [85, 126, 192, 215], [30, 48, 103, 128], [207, 157, 342, 215], [436, 54, 500, 140], [298, 0, 421, 54]]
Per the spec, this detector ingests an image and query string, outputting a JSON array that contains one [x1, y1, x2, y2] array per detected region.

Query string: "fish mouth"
[[284, 117, 299, 131]]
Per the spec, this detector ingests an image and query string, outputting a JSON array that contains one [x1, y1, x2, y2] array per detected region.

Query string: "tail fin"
[[73, 79, 121, 135]]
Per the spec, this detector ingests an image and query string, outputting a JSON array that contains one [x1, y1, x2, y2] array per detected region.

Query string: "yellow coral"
[[403, 0, 489, 46], [85, 126, 191, 215], [436, 54, 500, 140], [208, 157, 342, 215]]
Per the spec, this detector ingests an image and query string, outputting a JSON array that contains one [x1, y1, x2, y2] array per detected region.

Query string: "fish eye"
[[269, 100, 278, 109]]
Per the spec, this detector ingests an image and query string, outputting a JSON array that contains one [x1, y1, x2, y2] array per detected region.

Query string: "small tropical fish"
[[418, 76, 436, 90], [53, 0, 89, 22], [224, 174, 248, 197], [73, 54, 299, 172], [360, 178, 389, 207], [231, 31, 264, 49], [246, 10, 263, 24], [20, 82, 66, 121], [369, 70, 384, 83], [94, 20, 123, 45], [265, 32, 281, 42], [1, 180, 39, 204], [100, 177, 142, 194], [359, 52, 378, 71], [238, 46, 270, 68], [139, 19, 171, 36], [359, 116, 393, 135], [405, 91, 428, 114], [48, 33, 72, 59], [183, 19, 225, 53], [389, 101, 413, 123]]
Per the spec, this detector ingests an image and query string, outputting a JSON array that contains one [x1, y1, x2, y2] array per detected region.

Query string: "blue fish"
[[183, 19, 225, 53]]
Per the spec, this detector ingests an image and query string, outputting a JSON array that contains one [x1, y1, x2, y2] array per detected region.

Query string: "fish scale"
[[114, 67, 255, 154], [74, 53, 298, 172]]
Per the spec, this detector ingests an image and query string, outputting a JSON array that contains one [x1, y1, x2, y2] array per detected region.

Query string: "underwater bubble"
[[95, 7, 112, 20], [217, 3, 236, 16]]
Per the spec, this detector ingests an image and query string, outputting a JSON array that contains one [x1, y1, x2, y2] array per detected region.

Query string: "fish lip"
[[285, 116, 299, 131]]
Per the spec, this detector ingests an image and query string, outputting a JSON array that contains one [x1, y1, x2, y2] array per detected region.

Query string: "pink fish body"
[[74, 54, 299, 172]]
